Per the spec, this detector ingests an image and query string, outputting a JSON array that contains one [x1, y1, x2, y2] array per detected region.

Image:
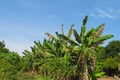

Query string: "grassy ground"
[[36, 75, 119, 80], [23, 72, 119, 80]]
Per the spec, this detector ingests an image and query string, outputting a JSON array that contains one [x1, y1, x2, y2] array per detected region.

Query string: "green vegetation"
[[103, 40, 120, 75], [0, 16, 119, 80], [0, 41, 9, 53]]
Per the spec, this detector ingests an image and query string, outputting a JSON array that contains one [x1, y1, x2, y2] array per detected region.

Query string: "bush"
[[103, 57, 119, 75]]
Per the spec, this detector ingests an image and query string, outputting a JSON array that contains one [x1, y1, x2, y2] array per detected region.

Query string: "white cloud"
[[49, 14, 62, 19], [90, 8, 120, 19], [96, 8, 117, 19], [90, 13, 97, 17]]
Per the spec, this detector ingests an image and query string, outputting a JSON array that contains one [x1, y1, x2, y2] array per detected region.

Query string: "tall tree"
[[71, 16, 113, 80], [0, 52, 22, 80], [105, 40, 120, 58], [103, 40, 120, 75], [0, 41, 9, 53]]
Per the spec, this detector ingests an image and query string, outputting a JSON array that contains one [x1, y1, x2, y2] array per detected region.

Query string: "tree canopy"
[[105, 40, 120, 58], [0, 41, 9, 53]]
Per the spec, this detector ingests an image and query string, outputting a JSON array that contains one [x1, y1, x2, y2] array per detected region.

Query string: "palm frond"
[[79, 16, 88, 42], [85, 28, 95, 38], [94, 24, 105, 39], [45, 33, 56, 40], [73, 29, 81, 43], [59, 34, 78, 45], [67, 24, 74, 38], [61, 24, 64, 34], [94, 35, 114, 44], [45, 42, 55, 52], [35, 41, 42, 49], [82, 16, 88, 25]]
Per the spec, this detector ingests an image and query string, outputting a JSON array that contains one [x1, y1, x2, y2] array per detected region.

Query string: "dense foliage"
[[105, 40, 120, 58], [103, 40, 120, 75], [0, 41, 9, 53], [0, 42, 35, 80], [23, 16, 113, 80]]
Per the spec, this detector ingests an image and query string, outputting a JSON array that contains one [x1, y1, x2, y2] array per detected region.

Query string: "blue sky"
[[0, 0, 120, 55]]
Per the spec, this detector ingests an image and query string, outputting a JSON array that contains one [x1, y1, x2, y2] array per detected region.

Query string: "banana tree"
[[23, 39, 56, 75], [53, 16, 113, 80], [23, 16, 113, 80], [72, 16, 113, 80], [23, 35, 71, 77]]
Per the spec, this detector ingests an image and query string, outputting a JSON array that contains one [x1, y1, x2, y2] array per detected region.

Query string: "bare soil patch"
[[98, 76, 114, 80]]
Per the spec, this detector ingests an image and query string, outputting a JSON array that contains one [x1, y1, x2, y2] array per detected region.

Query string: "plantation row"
[[0, 16, 119, 80]]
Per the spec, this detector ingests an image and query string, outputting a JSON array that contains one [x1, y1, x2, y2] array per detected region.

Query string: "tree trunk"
[[78, 53, 89, 80], [31, 59, 37, 75], [91, 56, 96, 71], [32, 64, 36, 75], [83, 62, 89, 80]]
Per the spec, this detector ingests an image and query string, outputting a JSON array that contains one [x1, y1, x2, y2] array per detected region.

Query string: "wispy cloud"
[[90, 13, 97, 17], [90, 7, 120, 19], [49, 14, 62, 19], [96, 8, 117, 19]]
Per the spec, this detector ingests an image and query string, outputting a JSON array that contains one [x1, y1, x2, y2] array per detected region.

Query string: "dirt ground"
[[98, 76, 120, 80], [98, 77, 114, 80]]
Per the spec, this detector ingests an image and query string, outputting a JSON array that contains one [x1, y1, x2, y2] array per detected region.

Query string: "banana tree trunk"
[[78, 53, 89, 80], [91, 56, 96, 71], [83, 62, 89, 80], [32, 64, 35, 74], [31, 59, 37, 75]]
